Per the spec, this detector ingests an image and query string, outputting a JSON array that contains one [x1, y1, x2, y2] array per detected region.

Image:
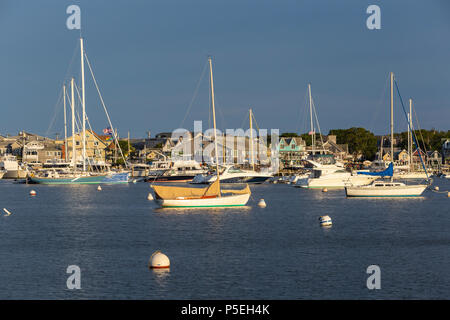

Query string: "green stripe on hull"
[[346, 195, 422, 198]]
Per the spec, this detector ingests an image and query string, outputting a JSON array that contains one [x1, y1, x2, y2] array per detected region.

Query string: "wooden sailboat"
[[152, 57, 251, 207], [345, 72, 428, 197]]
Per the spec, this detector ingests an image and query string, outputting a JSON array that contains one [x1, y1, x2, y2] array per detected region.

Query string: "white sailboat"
[[152, 57, 251, 208], [295, 84, 376, 189], [345, 72, 428, 198]]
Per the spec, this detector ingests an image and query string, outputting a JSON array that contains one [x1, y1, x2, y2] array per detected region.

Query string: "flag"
[[308, 131, 315, 135], [103, 127, 113, 135]]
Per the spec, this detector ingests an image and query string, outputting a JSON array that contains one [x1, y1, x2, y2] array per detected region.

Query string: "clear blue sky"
[[1, 0, 449, 139]]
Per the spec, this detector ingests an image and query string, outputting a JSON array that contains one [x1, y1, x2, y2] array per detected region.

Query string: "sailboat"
[[345, 72, 428, 197], [29, 38, 129, 185], [295, 84, 376, 188], [151, 57, 251, 207]]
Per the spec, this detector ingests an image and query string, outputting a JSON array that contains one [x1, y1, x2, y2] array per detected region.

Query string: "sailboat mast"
[[409, 99, 413, 172], [63, 84, 68, 162], [249, 108, 255, 171], [390, 72, 394, 181], [308, 83, 314, 155], [408, 98, 412, 172], [71, 78, 76, 170], [208, 56, 221, 196], [80, 37, 87, 172]]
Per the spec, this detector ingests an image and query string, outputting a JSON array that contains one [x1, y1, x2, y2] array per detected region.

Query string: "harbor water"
[[0, 179, 448, 299]]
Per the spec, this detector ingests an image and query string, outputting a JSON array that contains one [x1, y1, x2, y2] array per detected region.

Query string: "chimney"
[[327, 135, 337, 144]]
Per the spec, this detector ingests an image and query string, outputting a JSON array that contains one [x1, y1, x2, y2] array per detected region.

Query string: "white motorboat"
[[192, 165, 273, 184], [0, 155, 28, 179]]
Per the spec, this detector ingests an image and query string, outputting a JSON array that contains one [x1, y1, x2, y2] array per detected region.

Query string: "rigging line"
[[179, 61, 208, 128], [311, 96, 326, 154], [412, 103, 428, 154], [394, 80, 429, 181], [85, 115, 108, 172], [368, 73, 390, 133], [83, 51, 128, 168], [45, 88, 64, 138]]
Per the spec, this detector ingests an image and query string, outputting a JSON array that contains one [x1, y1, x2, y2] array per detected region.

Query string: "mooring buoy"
[[97, 185, 102, 191], [322, 188, 328, 192], [29, 190, 37, 196], [319, 215, 332, 227], [148, 251, 170, 269], [147, 193, 154, 200], [3, 208, 12, 216], [258, 199, 266, 208], [435, 186, 439, 191]]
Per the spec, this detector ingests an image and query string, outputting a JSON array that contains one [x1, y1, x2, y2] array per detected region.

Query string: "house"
[[278, 136, 306, 169], [64, 130, 109, 164], [442, 139, 450, 165], [321, 135, 350, 160], [426, 150, 441, 167], [22, 140, 62, 165], [396, 149, 409, 164]]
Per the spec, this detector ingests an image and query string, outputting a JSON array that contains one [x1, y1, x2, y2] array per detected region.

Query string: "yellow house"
[[63, 130, 109, 163]]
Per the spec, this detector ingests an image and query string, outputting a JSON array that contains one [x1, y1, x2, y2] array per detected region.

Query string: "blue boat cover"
[[357, 162, 393, 177]]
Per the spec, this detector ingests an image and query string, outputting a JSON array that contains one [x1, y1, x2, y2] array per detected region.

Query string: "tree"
[[328, 127, 378, 160]]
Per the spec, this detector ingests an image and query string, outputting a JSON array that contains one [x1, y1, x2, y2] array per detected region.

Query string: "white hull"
[[394, 172, 429, 179], [345, 184, 427, 197], [156, 193, 250, 208], [297, 174, 376, 189]]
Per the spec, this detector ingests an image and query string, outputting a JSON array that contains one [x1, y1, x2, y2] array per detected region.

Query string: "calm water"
[[0, 178, 449, 299]]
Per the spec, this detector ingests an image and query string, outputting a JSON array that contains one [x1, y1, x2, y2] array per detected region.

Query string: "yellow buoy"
[[29, 190, 37, 196], [258, 199, 266, 208], [147, 193, 154, 200], [148, 251, 170, 269], [447, 191, 450, 198]]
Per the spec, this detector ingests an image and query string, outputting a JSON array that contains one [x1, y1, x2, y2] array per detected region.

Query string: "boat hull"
[[345, 184, 427, 197], [298, 175, 376, 189], [29, 172, 129, 185], [156, 193, 251, 208]]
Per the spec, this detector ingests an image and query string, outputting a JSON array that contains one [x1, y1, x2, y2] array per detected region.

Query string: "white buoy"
[[319, 215, 332, 227], [3, 208, 12, 216], [258, 199, 266, 208], [148, 251, 170, 269], [133, 179, 137, 184], [322, 188, 328, 193], [97, 185, 102, 191], [147, 192, 154, 200], [29, 190, 37, 196], [434, 186, 439, 191]]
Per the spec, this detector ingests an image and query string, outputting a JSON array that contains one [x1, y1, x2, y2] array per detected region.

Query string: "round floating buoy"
[[147, 192, 154, 201], [258, 199, 266, 208], [148, 251, 170, 269], [97, 185, 102, 191], [447, 191, 450, 198], [133, 179, 137, 184], [322, 188, 328, 193], [319, 215, 332, 227], [434, 186, 439, 191], [29, 190, 37, 196], [3, 208, 12, 216]]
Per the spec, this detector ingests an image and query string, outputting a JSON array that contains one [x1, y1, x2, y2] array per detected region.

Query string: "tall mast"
[[308, 83, 315, 155], [390, 72, 394, 181], [409, 99, 413, 172], [208, 56, 221, 196], [71, 78, 76, 170], [249, 108, 254, 171], [408, 98, 412, 172], [80, 37, 86, 172], [63, 84, 68, 162]]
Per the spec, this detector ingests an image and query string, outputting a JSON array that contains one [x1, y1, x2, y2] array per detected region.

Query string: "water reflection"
[[151, 268, 171, 287]]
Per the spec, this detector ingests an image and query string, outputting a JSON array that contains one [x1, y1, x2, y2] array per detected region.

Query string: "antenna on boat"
[[71, 78, 77, 171]]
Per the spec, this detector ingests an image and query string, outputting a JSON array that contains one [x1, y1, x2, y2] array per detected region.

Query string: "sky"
[[1, 0, 449, 139]]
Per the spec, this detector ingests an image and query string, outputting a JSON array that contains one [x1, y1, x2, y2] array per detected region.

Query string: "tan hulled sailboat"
[[152, 57, 251, 207]]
